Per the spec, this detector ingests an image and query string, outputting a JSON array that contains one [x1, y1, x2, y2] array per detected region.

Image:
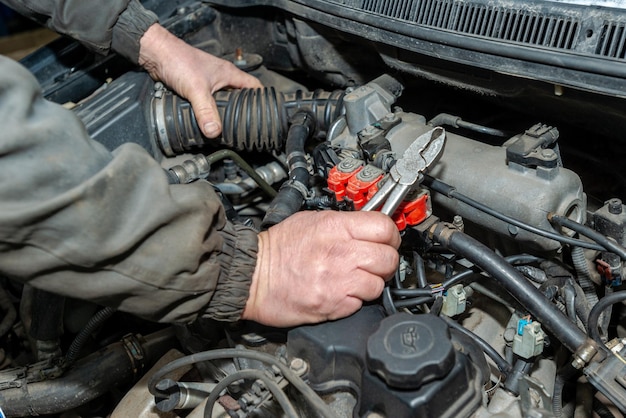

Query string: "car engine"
[[2, 0, 626, 417]]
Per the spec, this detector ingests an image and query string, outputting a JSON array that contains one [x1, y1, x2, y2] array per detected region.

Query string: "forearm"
[[0, 0, 157, 63], [0, 56, 257, 323]]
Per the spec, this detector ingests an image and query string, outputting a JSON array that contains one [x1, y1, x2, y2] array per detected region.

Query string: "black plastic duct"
[[152, 86, 344, 156]]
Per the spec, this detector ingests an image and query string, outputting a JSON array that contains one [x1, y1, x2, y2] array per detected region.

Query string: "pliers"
[[362, 126, 446, 216]]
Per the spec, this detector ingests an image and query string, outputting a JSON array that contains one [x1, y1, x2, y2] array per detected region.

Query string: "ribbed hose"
[[552, 364, 580, 417], [593, 397, 617, 418], [571, 247, 603, 327], [571, 247, 599, 302], [65, 306, 116, 366], [152, 87, 344, 156]]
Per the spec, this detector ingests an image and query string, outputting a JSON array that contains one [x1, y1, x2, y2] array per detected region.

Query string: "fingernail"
[[203, 122, 220, 138]]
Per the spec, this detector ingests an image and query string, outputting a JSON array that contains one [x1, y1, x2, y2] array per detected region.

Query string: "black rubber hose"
[[439, 254, 544, 290], [441, 316, 512, 376], [390, 288, 433, 297], [0, 328, 175, 416], [588, 290, 626, 350], [423, 175, 605, 252], [448, 328, 491, 385], [503, 358, 534, 396], [414, 252, 428, 289], [382, 287, 398, 315], [202, 369, 298, 418], [549, 213, 626, 260], [563, 282, 578, 323], [65, 306, 116, 366], [261, 111, 316, 228], [431, 224, 588, 353], [28, 289, 65, 341], [0, 286, 16, 338]]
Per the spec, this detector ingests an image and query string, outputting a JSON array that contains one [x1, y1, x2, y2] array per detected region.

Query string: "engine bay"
[[3, 1, 626, 417]]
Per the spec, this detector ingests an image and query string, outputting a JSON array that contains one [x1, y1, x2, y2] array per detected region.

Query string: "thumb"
[[188, 90, 222, 139]]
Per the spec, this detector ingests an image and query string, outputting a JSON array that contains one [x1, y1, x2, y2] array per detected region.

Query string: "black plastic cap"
[[366, 313, 455, 389]]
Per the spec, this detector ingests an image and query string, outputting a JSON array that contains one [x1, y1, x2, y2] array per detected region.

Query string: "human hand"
[[138, 24, 262, 138], [242, 211, 401, 327]]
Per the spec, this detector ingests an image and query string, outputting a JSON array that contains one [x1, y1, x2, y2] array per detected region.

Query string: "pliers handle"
[[362, 127, 446, 215]]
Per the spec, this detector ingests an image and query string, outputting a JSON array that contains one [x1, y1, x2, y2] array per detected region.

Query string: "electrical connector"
[[512, 320, 545, 358], [441, 284, 467, 317]]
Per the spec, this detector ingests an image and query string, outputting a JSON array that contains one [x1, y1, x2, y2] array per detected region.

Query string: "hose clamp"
[[289, 161, 309, 171], [284, 179, 309, 198], [121, 334, 146, 378]]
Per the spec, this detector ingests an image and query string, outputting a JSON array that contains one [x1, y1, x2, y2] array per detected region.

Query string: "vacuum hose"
[[0, 328, 175, 416], [262, 111, 317, 228], [430, 223, 588, 353]]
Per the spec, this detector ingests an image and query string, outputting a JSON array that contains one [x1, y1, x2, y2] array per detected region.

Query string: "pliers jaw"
[[362, 127, 446, 216]]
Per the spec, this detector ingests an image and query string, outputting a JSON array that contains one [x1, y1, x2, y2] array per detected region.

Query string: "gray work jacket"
[[0, 0, 258, 324]]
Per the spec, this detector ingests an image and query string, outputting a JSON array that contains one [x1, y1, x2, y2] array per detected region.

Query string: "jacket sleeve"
[[0, 0, 157, 63], [0, 56, 257, 324]]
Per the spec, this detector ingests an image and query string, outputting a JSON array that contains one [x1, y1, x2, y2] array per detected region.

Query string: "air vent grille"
[[595, 22, 626, 59], [357, 0, 579, 50]]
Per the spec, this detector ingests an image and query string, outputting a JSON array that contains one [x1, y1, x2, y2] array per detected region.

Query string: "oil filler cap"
[[366, 313, 455, 389]]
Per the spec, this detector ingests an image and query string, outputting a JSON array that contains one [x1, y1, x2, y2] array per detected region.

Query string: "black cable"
[[441, 316, 512, 375], [393, 295, 435, 309], [593, 397, 617, 418], [587, 290, 626, 349], [392, 268, 402, 289], [205, 150, 277, 198], [440, 253, 543, 290], [430, 295, 444, 316], [428, 113, 507, 137], [552, 364, 580, 417], [203, 369, 298, 418], [441, 269, 476, 289], [382, 286, 397, 315], [397, 253, 542, 294], [549, 214, 626, 260], [423, 175, 605, 252], [414, 252, 428, 289], [148, 348, 335, 418], [65, 306, 116, 366], [390, 288, 433, 297]]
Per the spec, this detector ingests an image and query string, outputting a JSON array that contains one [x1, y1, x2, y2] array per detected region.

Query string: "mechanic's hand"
[[138, 24, 262, 138], [242, 211, 401, 327]]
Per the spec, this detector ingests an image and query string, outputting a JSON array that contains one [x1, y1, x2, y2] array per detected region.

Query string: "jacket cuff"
[[111, 0, 159, 64], [204, 223, 258, 322]]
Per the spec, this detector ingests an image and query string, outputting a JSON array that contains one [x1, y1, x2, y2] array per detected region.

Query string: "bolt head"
[[608, 198, 623, 214]]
